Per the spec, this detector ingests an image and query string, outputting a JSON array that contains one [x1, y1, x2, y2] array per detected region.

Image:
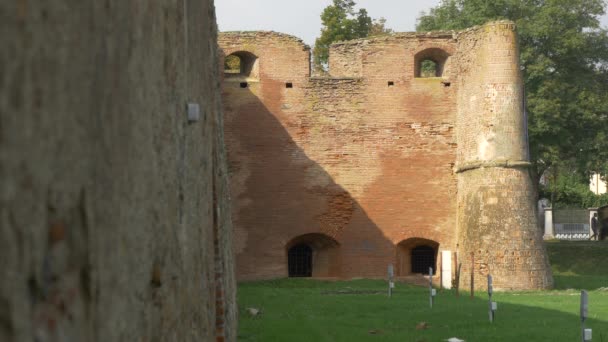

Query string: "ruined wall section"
[[220, 31, 311, 81], [220, 32, 315, 279], [1, 1, 236, 341], [221, 32, 460, 280], [455, 22, 553, 290], [328, 42, 364, 77], [354, 36, 458, 277]]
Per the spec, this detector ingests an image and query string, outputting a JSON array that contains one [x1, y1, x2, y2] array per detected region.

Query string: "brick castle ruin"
[[220, 21, 553, 290]]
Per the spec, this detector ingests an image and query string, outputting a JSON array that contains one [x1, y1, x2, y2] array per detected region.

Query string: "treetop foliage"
[[313, 0, 391, 71]]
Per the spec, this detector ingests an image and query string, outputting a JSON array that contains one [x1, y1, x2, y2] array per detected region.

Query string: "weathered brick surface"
[[1, 1, 236, 341], [220, 22, 552, 289], [455, 22, 553, 290]]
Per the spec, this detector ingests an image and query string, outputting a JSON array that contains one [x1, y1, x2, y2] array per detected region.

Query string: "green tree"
[[417, 0, 608, 193], [539, 162, 608, 209], [313, 0, 378, 71]]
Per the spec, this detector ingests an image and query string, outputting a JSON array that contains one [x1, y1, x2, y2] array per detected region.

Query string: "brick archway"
[[285, 233, 340, 278], [223, 50, 259, 81], [396, 238, 439, 276], [414, 48, 451, 78]]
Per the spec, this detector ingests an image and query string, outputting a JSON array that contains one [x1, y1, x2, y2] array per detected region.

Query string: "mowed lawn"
[[237, 241, 608, 341]]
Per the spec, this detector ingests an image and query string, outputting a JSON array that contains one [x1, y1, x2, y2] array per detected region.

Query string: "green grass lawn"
[[547, 240, 608, 290], [238, 241, 608, 341]]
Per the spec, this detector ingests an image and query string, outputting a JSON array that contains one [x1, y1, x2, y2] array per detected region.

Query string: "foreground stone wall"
[[220, 21, 552, 289], [1, 1, 236, 341]]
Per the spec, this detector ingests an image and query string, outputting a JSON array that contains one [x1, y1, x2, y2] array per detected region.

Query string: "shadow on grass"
[[237, 279, 608, 342], [547, 241, 608, 290], [553, 275, 608, 290]]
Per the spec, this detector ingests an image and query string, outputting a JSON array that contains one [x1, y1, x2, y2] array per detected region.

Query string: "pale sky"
[[215, 0, 608, 47]]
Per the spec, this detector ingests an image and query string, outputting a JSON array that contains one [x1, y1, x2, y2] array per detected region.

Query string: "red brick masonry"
[[219, 21, 552, 290]]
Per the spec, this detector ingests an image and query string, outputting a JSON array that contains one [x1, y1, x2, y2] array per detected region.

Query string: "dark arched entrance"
[[396, 238, 439, 276], [288, 244, 312, 277], [411, 245, 436, 274], [286, 233, 340, 277], [223, 51, 259, 80]]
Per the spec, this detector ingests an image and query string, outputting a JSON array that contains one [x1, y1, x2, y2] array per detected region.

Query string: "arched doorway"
[[411, 245, 436, 274], [414, 48, 451, 78], [288, 244, 312, 277], [396, 238, 439, 276], [223, 51, 259, 80], [285, 233, 340, 278]]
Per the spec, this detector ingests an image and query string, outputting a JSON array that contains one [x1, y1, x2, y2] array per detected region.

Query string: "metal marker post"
[[470, 253, 475, 299], [488, 275, 494, 323], [455, 263, 462, 297], [429, 267, 435, 308], [454, 252, 459, 297], [388, 264, 394, 298], [581, 290, 589, 342]]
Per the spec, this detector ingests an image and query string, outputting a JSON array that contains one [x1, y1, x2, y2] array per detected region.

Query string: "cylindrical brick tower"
[[456, 21, 553, 290]]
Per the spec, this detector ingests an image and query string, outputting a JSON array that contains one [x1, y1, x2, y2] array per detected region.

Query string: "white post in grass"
[[581, 290, 592, 341], [441, 251, 452, 289]]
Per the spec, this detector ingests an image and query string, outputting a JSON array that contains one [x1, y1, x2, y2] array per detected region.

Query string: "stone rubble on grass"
[[445, 338, 465, 342], [416, 322, 429, 330], [246, 308, 261, 317]]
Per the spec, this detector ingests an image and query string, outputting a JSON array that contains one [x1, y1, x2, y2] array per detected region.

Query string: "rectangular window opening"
[[286, 82, 293, 88], [388, 81, 394, 87], [240, 82, 248, 88]]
